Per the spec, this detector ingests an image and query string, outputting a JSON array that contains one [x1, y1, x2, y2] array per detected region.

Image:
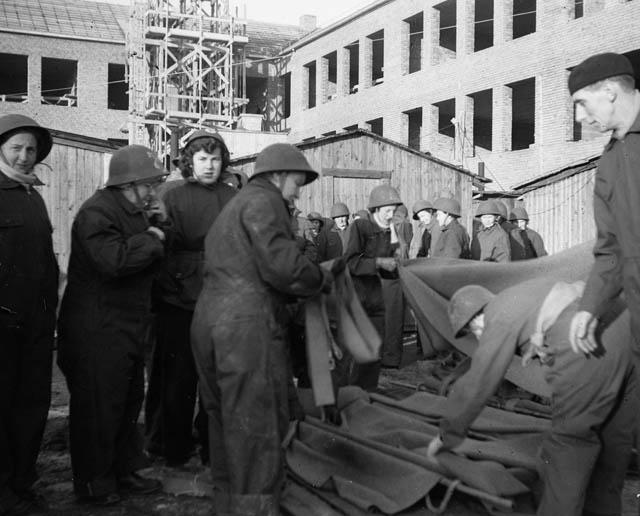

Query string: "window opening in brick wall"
[[574, 0, 583, 18], [367, 117, 383, 136], [405, 13, 423, 73], [434, 0, 456, 53], [324, 51, 338, 101], [305, 61, 316, 109], [508, 77, 535, 150], [246, 76, 268, 116], [41, 57, 77, 107], [470, 89, 492, 150], [346, 41, 359, 93], [404, 107, 422, 150], [475, 0, 494, 51], [0, 53, 28, 103], [434, 98, 456, 139], [108, 63, 128, 110], [369, 30, 384, 85], [513, 0, 536, 39], [282, 72, 291, 118], [572, 104, 582, 141]]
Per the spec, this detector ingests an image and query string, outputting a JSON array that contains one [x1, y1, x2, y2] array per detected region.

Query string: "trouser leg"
[[381, 278, 404, 367], [145, 302, 197, 462], [349, 313, 384, 391]]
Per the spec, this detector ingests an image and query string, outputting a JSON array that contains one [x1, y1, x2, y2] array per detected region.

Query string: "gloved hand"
[[376, 257, 397, 272], [426, 435, 443, 463], [320, 268, 334, 294]]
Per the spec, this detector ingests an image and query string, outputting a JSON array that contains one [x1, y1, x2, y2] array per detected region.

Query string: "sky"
[[92, 0, 374, 28]]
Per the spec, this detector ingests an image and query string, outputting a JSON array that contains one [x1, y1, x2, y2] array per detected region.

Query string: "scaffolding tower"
[[127, 0, 248, 163]]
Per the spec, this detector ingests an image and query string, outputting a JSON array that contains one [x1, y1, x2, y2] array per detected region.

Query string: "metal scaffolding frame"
[[127, 0, 248, 162]]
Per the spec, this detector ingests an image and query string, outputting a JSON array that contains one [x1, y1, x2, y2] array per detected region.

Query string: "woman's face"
[[192, 147, 223, 185], [0, 131, 38, 173]]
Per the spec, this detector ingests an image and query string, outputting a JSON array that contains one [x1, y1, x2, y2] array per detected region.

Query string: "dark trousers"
[[537, 305, 637, 516], [145, 301, 200, 462], [192, 310, 289, 516], [348, 313, 384, 391], [381, 278, 404, 367], [57, 327, 147, 497], [0, 313, 53, 512]]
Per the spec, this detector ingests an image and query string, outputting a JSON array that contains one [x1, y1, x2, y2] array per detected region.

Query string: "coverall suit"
[[470, 223, 511, 262], [191, 176, 324, 516], [344, 217, 399, 387], [439, 279, 636, 516], [145, 178, 236, 464], [57, 188, 165, 497], [431, 218, 470, 258], [0, 174, 58, 511], [510, 227, 548, 260], [316, 224, 348, 262]]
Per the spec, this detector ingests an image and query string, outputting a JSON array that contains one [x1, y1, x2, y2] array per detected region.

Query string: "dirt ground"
[[34, 340, 640, 516]]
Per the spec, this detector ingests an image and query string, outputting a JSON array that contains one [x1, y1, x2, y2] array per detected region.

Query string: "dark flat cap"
[[568, 52, 634, 95]]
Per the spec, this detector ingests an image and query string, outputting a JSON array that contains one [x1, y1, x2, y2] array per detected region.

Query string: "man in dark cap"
[[567, 53, 640, 365]]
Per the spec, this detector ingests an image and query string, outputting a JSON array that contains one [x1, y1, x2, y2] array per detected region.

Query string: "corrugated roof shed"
[[0, 0, 308, 56], [0, 0, 128, 41]]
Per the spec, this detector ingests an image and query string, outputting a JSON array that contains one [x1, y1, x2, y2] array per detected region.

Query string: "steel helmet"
[[448, 285, 495, 338], [105, 145, 168, 187], [330, 202, 350, 219], [412, 200, 433, 220], [511, 207, 529, 221], [182, 128, 226, 150], [251, 143, 318, 185], [367, 185, 402, 211], [307, 211, 324, 222], [0, 114, 53, 163], [353, 209, 370, 221], [433, 197, 461, 218], [475, 200, 502, 217], [496, 201, 509, 220]]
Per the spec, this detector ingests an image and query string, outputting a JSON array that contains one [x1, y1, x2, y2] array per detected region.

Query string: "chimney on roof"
[[299, 15, 317, 32]]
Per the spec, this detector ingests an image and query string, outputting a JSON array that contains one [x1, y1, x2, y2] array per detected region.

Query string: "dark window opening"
[[246, 76, 268, 116], [346, 41, 359, 93], [367, 117, 383, 136], [470, 89, 492, 150], [434, 98, 456, 138], [405, 13, 423, 73], [405, 107, 422, 150], [369, 30, 384, 85], [324, 51, 338, 101], [574, 0, 583, 18], [509, 77, 535, 150], [305, 61, 316, 109], [475, 0, 494, 51], [572, 104, 582, 141], [0, 53, 28, 103], [435, 0, 456, 53], [513, 0, 536, 39], [282, 72, 291, 118], [108, 63, 128, 110], [41, 57, 77, 107]]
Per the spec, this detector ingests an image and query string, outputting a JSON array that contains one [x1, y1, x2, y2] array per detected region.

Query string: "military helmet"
[[251, 143, 318, 185], [475, 200, 502, 217], [106, 145, 168, 187], [0, 114, 53, 163], [182, 129, 226, 150], [448, 285, 495, 338], [367, 185, 402, 211], [412, 200, 434, 220], [433, 197, 461, 218], [307, 211, 324, 222], [511, 207, 529, 221], [330, 202, 350, 219], [495, 200, 509, 220]]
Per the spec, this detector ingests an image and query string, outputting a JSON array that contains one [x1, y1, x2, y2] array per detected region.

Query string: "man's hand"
[[146, 226, 166, 242], [569, 310, 598, 354], [145, 198, 168, 224], [376, 257, 397, 272], [426, 435, 443, 463]]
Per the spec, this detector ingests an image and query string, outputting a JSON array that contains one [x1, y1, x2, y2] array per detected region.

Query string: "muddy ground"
[[35, 341, 640, 516]]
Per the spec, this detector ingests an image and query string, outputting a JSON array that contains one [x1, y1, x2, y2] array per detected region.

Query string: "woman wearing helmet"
[[0, 114, 58, 515], [145, 129, 236, 468], [470, 200, 511, 262], [57, 145, 168, 506], [431, 197, 471, 259]]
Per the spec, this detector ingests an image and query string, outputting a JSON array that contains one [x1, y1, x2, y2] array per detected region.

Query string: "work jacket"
[[317, 225, 349, 262], [345, 218, 399, 316], [511, 228, 547, 260], [0, 173, 58, 327], [580, 110, 640, 316], [156, 178, 236, 310], [470, 223, 510, 262], [431, 219, 470, 259]]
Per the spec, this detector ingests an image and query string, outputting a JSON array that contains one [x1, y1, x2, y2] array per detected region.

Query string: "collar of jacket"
[[605, 103, 640, 151], [105, 186, 145, 215], [248, 175, 291, 208], [186, 176, 224, 190], [0, 171, 24, 189], [481, 223, 498, 232]]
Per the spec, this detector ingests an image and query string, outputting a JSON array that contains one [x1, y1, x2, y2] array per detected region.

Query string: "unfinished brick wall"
[[282, 0, 640, 188]]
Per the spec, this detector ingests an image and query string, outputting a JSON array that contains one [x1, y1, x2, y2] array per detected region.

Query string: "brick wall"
[[0, 32, 128, 141], [281, 0, 640, 188]]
